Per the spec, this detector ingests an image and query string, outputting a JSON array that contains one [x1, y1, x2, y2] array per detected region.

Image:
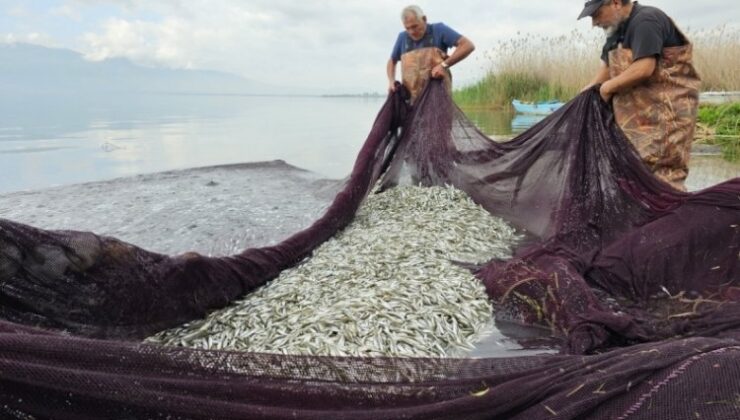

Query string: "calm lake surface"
[[0, 93, 383, 193], [1, 93, 737, 193]]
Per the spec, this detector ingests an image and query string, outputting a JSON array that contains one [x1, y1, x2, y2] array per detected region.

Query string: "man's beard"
[[603, 24, 619, 37], [602, 14, 628, 38]]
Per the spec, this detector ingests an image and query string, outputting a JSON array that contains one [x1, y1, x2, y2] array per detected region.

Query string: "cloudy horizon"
[[2, 1, 738, 92]]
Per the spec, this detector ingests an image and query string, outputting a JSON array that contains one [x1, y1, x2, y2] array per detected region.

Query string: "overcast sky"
[[2, 1, 738, 92]]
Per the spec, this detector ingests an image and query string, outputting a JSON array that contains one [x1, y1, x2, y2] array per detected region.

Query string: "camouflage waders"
[[608, 31, 701, 191]]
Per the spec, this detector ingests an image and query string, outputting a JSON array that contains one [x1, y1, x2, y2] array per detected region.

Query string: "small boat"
[[512, 99, 565, 115]]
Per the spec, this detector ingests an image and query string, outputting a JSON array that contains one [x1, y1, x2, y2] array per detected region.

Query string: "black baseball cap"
[[578, 0, 603, 19]]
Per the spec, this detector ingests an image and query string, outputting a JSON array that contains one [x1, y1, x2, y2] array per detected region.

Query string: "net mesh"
[[0, 81, 738, 419]]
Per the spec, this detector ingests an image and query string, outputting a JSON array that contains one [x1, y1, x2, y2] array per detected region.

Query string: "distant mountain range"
[[0, 43, 305, 96]]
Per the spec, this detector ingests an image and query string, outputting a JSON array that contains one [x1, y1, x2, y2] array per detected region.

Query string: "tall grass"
[[455, 26, 740, 107], [692, 26, 740, 91]]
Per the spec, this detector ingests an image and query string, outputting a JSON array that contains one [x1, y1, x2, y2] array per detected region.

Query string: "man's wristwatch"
[[440, 61, 450, 69]]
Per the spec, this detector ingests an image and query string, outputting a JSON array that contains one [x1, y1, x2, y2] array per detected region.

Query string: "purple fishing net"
[[0, 81, 738, 419]]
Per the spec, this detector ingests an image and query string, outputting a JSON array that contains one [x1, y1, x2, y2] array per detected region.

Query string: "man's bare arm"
[[446, 36, 475, 66], [431, 36, 475, 78]]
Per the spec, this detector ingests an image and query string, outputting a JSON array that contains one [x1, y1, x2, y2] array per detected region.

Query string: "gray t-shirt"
[[601, 2, 685, 64]]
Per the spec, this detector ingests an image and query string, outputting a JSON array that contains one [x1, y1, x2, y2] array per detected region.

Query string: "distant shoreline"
[[320, 93, 385, 98], [2, 90, 387, 99], [156, 91, 386, 98]]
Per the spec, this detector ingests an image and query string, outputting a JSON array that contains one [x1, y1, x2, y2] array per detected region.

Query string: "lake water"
[[1, 93, 737, 193], [0, 93, 384, 193]]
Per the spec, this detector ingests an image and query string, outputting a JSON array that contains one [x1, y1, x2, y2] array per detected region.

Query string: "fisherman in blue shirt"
[[386, 5, 475, 102]]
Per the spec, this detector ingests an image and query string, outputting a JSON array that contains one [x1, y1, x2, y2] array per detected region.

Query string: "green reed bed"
[[455, 26, 740, 108]]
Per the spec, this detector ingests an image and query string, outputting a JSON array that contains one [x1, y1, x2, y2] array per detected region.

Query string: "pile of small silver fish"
[[147, 185, 520, 357]]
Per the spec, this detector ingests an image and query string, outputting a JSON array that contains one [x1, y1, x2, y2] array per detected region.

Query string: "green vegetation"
[[454, 26, 740, 108], [697, 103, 740, 161], [453, 30, 601, 107], [453, 73, 577, 108]]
